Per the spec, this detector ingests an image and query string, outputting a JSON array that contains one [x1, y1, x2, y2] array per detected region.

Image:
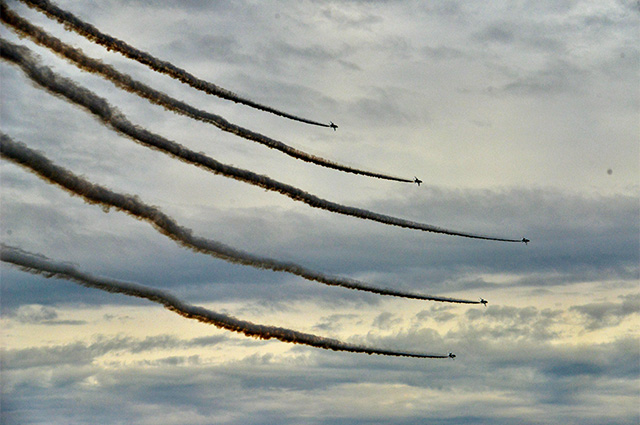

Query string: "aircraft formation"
[[0, 0, 533, 360]]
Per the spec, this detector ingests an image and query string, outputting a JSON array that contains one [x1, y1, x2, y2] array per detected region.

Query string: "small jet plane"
[[414, 177, 422, 186], [480, 298, 488, 307], [329, 121, 338, 131], [522, 238, 530, 245], [448, 352, 456, 359]]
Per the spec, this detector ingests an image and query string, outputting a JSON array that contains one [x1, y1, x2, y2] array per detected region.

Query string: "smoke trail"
[[0, 5, 413, 184], [17, 0, 333, 128], [0, 245, 451, 358], [0, 133, 485, 305], [0, 39, 526, 243]]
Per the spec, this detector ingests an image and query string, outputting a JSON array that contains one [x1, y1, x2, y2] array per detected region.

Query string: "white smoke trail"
[[0, 38, 526, 243], [0, 244, 452, 358], [17, 0, 334, 128], [0, 133, 484, 305], [0, 4, 413, 183]]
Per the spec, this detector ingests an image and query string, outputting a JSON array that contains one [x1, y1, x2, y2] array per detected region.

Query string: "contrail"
[[17, 0, 334, 128], [0, 245, 452, 358], [0, 39, 526, 244], [0, 133, 484, 305], [0, 4, 413, 184]]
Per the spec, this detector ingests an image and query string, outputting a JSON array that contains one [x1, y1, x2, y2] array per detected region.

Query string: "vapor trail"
[[0, 5, 413, 184], [0, 133, 484, 305], [0, 39, 526, 243], [17, 0, 333, 128], [1, 245, 451, 358]]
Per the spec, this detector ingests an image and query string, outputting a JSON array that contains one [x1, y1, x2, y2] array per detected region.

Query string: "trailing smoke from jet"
[[17, 0, 333, 128], [0, 245, 451, 358], [0, 39, 526, 243], [0, 133, 484, 305], [0, 4, 412, 184]]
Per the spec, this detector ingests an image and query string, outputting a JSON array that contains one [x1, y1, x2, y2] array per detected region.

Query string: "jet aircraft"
[[448, 352, 456, 359], [329, 121, 338, 131], [414, 177, 422, 186], [480, 298, 488, 307], [522, 238, 530, 245]]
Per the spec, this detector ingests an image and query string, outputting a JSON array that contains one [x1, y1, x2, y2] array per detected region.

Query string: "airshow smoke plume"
[[0, 39, 525, 243], [17, 0, 333, 128], [0, 4, 413, 183], [0, 133, 484, 305], [0, 245, 452, 358]]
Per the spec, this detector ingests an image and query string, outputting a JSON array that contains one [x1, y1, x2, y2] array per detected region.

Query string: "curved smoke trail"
[[0, 5, 413, 184], [0, 133, 484, 305], [0, 39, 526, 243], [17, 0, 333, 128], [0, 245, 452, 358]]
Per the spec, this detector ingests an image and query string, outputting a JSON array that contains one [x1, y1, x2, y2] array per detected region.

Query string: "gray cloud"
[[570, 293, 640, 330], [4, 324, 636, 425], [2, 333, 229, 370], [371, 311, 401, 330], [9, 304, 58, 323], [1, 0, 638, 423]]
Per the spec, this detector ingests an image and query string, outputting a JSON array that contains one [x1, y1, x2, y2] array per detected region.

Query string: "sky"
[[1, 0, 639, 423]]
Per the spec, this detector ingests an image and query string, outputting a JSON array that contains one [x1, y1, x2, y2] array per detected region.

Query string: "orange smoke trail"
[[17, 0, 334, 128], [0, 4, 413, 183], [0, 244, 452, 358], [0, 133, 484, 305], [0, 39, 526, 243]]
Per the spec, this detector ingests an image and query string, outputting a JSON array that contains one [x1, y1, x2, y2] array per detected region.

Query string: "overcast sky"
[[1, 0, 639, 424]]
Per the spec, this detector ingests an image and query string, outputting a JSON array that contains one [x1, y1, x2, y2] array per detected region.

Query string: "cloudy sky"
[[1, 0, 638, 423]]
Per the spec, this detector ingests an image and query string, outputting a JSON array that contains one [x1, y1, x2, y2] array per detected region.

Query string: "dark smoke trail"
[[0, 39, 526, 243], [0, 245, 451, 358], [0, 133, 484, 305], [17, 0, 333, 128], [0, 4, 413, 183]]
